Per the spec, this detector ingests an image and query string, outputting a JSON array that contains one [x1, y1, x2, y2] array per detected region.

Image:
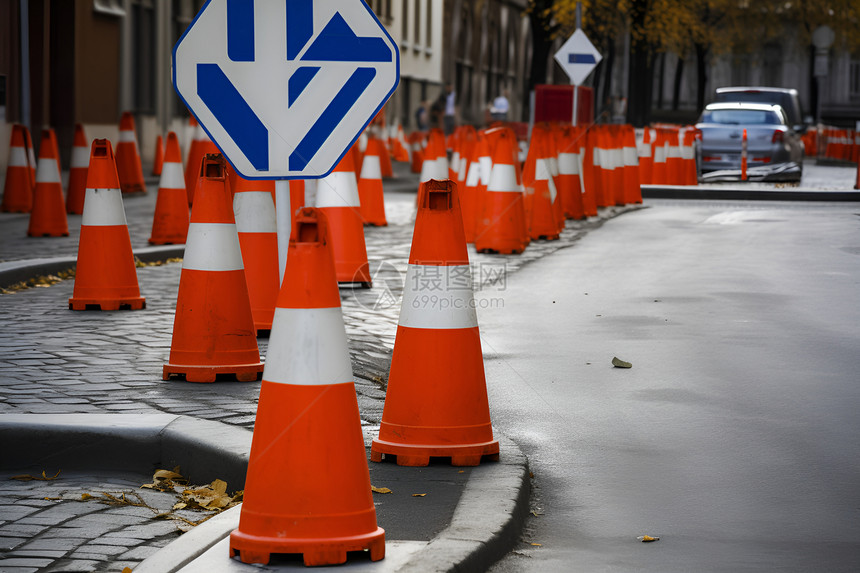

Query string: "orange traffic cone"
[[460, 130, 484, 243], [233, 175, 279, 335], [230, 208, 385, 566], [316, 147, 372, 286], [149, 132, 190, 245], [163, 154, 264, 383], [116, 112, 146, 194], [357, 137, 388, 226], [66, 124, 89, 214], [24, 127, 37, 193], [622, 126, 643, 203], [372, 179, 500, 466], [475, 129, 528, 254], [409, 132, 424, 174], [666, 128, 684, 185], [1, 125, 34, 213], [420, 128, 449, 183], [184, 119, 219, 205], [651, 128, 668, 185], [152, 134, 164, 176], [638, 127, 654, 185], [69, 139, 146, 311], [27, 130, 69, 237], [378, 135, 394, 178], [556, 125, 585, 220], [523, 128, 562, 241]]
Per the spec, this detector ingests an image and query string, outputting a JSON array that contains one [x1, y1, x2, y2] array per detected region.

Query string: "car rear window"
[[701, 109, 782, 125]]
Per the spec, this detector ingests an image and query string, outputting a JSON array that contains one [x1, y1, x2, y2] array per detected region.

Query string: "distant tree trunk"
[[672, 56, 685, 111], [625, 0, 653, 126], [695, 43, 708, 111], [527, 3, 555, 95], [600, 39, 615, 120], [657, 52, 666, 109]]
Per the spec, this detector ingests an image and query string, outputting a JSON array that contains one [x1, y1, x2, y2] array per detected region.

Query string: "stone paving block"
[[17, 537, 88, 551], [0, 535, 29, 551], [117, 544, 162, 560], [42, 558, 103, 572], [0, 523, 49, 537], [6, 548, 67, 558], [0, 504, 40, 520], [0, 557, 53, 567]]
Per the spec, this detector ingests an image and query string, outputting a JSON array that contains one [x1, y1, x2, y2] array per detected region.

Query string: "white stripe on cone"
[[535, 159, 557, 202], [558, 153, 580, 175], [398, 264, 478, 329], [82, 189, 129, 226], [71, 146, 90, 168], [316, 172, 360, 208], [360, 155, 382, 180], [487, 163, 519, 193], [234, 192, 277, 233], [262, 307, 353, 385], [36, 158, 61, 184], [8, 147, 28, 167], [465, 161, 481, 187], [119, 130, 137, 144], [182, 222, 244, 271], [158, 162, 185, 190], [420, 157, 448, 182]]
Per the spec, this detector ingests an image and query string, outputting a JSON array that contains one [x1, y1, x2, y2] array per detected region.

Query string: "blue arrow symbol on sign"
[[568, 53, 597, 64], [197, 63, 269, 171]]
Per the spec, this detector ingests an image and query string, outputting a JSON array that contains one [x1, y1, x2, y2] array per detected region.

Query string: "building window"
[[132, 0, 156, 113], [401, 0, 408, 44], [850, 59, 860, 101]]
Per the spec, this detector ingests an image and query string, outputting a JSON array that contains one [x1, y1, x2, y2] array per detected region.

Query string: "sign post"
[[553, 28, 601, 125]]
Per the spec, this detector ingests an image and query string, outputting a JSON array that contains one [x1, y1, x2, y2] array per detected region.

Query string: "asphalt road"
[[480, 199, 860, 572]]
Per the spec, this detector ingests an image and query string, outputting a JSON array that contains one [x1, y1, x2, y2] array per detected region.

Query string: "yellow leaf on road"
[[371, 486, 392, 494], [412, 493, 427, 497]]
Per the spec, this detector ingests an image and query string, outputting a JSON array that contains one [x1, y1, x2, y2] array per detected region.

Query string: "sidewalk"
[[0, 159, 631, 572]]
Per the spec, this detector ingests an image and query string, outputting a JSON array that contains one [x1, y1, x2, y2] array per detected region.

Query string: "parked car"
[[713, 86, 808, 134], [696, 102, 804, 182]]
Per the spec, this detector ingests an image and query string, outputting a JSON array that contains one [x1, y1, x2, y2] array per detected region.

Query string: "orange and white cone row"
[[69, 139, 145, 311], [230, 207, 385, 566], [66, 124, 90, 214], [163, 154, 263, 383], [149, 132, 190, 245], [233, 176, 280, 335], [372, 180, 499, 467], [357, 137, 388, 226], [116, 112, 146, 194], [1, 125, 33, 213], [28, 130, 69, 237], [316, 149, 372, 285]]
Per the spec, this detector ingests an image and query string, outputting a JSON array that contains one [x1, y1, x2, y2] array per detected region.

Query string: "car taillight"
[[772, 130, 784, 144]]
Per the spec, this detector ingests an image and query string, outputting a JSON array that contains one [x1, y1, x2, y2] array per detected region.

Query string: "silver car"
[[696, 102, 804, 182]]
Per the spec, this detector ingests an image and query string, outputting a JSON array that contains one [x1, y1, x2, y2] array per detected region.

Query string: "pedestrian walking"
[[443, 83, 456, 135]]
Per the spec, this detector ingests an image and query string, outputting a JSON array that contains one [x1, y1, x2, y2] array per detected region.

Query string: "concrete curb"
[[393, 434, 531, 573], [0, 413, 251, 491], [141, 434, 530, 573], [641, 185, 860, 202], [0, 245, 185, 288]]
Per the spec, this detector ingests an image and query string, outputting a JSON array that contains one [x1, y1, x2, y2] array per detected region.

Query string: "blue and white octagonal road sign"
[[173, 0, 400, 180]]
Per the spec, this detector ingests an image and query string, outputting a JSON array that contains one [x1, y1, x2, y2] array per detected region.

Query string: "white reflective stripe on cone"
[[182, 222, 244, 271], [623, 146, 639, 166], [487, 163, 519, 193], [263, 306, 353, 385], [359, 155, 382, 180], [119, 130, 137, 143], [233, 191, 277, 233], [420, 157, 448, 182], [465, 161, 481, 187], [27, 146, 36, 166], [35, 158, 61, 183], [82, 188, 128, 226], [70, 146, 90, 168], [536, 159, 557, 202], [457, 156, 468, 181], [399, 264, 478, 329], [478, 156, 492, 185], [667, 143, 682, 159], [158, 162, 185, 190], [653, 145, 667, 162], [8, 147, 29, 167], [316, 172, 359, 208], [638, 141, 652, 158], [680, 144, 695, 160], [558, 153, 579, 175]]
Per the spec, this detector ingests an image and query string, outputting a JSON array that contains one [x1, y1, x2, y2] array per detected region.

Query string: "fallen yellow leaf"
[[10, 470, 61, 482], [371, 486, 392, 494], [530, 543, 542, 547], [81, 493, 93, 501], [638, 535, 660, 542], [412, 493, 427, 497]]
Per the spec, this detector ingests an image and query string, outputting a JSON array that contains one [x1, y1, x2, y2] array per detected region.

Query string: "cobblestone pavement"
[[0, 160, 636, 572]]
